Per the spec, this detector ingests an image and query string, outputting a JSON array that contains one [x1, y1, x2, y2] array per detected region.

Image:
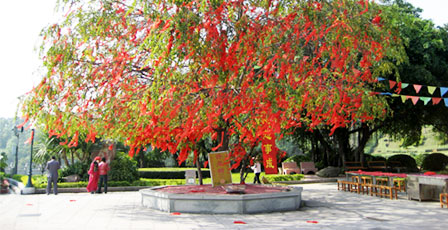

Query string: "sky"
[[0, 0, 447, 119]]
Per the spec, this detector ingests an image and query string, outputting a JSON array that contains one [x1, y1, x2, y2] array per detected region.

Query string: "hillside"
[[368, 127, 448, 158]]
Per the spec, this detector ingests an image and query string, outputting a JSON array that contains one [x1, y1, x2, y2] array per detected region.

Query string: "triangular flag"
[[410, 96, 419, 105], [432, 97, 442, 105], [377, 77, 386, 81], [401, 83, 409, 89], [420, 97, 431, 105], [392, 94, 400, 97], [380, 92, 392, 96], [401, 95, 407, 103], [427, 86, 436, 95], [441, 87, 448, 96], [389, 80, 396, 89], [413, 84, 422, 93], [444, 98, 448, 107]]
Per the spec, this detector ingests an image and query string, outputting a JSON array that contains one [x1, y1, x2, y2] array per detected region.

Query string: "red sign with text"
[[262, 134, 278, 174]]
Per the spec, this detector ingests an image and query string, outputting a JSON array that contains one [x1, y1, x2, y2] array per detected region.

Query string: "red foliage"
[[22, 0, 396, 167]]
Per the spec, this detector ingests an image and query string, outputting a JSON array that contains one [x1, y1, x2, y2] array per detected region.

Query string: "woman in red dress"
[[86, 157, 100, 193]]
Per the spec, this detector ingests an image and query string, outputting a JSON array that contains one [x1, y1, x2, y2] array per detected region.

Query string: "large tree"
[[21, 0, 403, 168], [293, 0, 448, 168]]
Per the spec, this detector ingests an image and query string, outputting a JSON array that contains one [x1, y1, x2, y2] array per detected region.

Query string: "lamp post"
[[25, 128, 35, 188], [12, 126, 23, 175]]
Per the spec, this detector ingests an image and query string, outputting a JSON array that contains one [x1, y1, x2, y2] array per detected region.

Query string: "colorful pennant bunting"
[[401, 83, 409, 89], [420, 97, 431, 105], [432, 97, 442, 105], [409, 96, 419, 105], [401, 95, 407, 103], [413, 84, 422, 93], [427, 86, 436, 95], [445, 98, 448, 107], [389, 80, 396, 89], [441, 87, 448, 97]]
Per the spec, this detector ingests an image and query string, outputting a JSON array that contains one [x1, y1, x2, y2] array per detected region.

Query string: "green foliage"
[[421, 153, 448, 171], [387, 154, 419, 172], [284, 155, 311, 164], [60, 161, 90, 181], [13, 174, 48, 186], [109, 152, 139, 182], [379, 1, 448, 147], [365, 154, 387, 162], [0, 152, 7, 171], [142, 148, 172, 167], [134, 178, 185, 186], [34, 178, 186, 189], [413, 153, 428, 168], [262, 174, 304, 184]]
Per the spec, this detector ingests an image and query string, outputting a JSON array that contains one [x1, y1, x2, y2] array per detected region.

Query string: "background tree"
[[21, 0, 403, 172], [287, 0, 448, 168]]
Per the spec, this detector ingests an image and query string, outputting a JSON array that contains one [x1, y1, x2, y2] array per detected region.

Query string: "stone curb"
[[34, 186, 153, 194]]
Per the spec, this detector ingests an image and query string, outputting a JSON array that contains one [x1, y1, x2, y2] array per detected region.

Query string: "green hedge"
[[421, 153, 448, 171], [138, 169, 211, 179], [33, 178, 186, 189], [262, 174, 304, 184]]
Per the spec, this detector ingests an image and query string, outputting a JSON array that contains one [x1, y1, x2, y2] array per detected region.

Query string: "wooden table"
[[345, 171, 407, 187]]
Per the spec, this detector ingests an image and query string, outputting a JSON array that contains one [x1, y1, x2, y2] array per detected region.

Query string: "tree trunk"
[[196, 156, 203, 185], [335, 128, 350, 167]]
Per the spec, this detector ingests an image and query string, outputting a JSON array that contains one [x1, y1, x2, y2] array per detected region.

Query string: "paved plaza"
[[0, 182, 447, 230]]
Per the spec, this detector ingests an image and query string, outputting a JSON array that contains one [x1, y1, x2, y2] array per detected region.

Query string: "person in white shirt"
[[251, 159, 262, 184]]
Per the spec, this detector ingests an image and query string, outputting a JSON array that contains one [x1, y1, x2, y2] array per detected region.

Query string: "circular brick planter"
[[140, 184, 303, 214]]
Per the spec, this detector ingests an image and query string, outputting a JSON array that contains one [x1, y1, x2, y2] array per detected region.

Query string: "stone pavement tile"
[[2, 183, 448, 230]]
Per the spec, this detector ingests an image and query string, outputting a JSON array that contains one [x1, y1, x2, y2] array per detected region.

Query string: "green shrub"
[[365, 154, 387, 162], [262, 174, 304, 184], [414, 154, 428, 168], [387, 154, 419, 172], [60, 161, 90, 181], [109, 152, 139, 182], [421, 153, 448, 171], [11, 174, 23, 182], [11, 175, 48, 187], [284, 155, 311, 165]]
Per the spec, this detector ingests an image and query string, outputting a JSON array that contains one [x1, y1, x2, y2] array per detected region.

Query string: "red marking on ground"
[[171, 212, 181, 215], [26, 204, 33, 206], [154, 184, 290, 195], [307, 221, 319, 224], [234, 221, 246, 224], [69, 200, 76, 202]]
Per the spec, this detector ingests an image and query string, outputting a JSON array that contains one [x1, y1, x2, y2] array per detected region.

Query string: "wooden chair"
[[393, 178, 406, 193], [282, 162, 301, 175], [349, 176, 361, 194], [360, 176, 373, 195], [344, 161, 366, 171], [367, 161, 388, 171], [370, 177, 388, 197], [440, 193, 448, 208], [337, 180, 348, 192], [300, 162, 318, 175]]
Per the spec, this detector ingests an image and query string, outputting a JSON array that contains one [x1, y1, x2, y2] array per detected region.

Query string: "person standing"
[[96, 157, 110, 194], [251, 159, 262, 184], [46, 156, 60, 195], [86, 156, 100, 194]]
